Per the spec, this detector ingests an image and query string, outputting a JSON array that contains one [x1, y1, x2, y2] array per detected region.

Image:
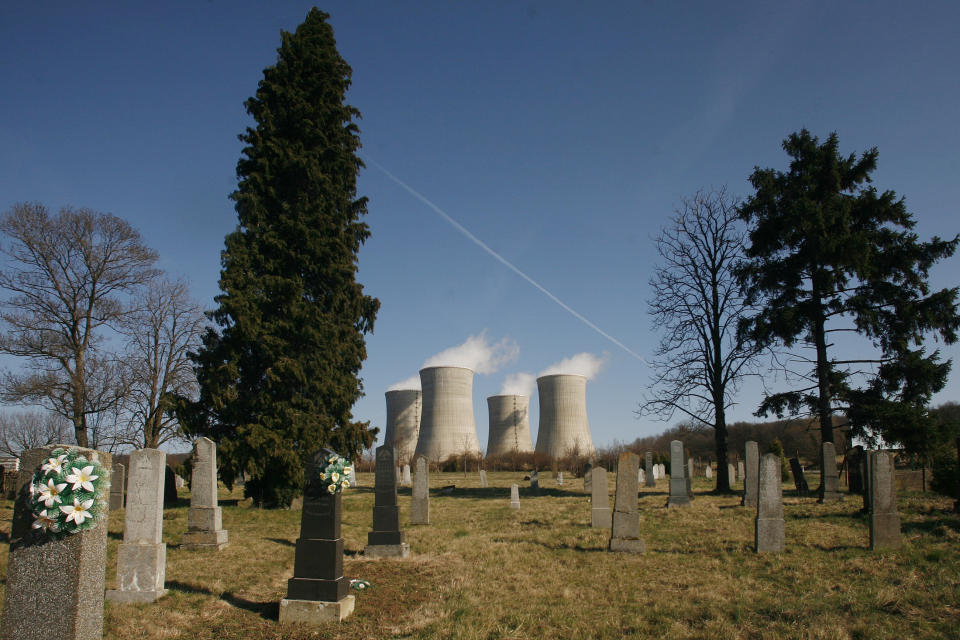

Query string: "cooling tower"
[[486, 395, 534, 457], [414, 366, 482, 461], [535, 374, 595, 459], [384, 389, 422, 465]]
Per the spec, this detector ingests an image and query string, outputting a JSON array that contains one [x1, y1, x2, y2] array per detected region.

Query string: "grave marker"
[[868, 451, 901, 550], [755, 453, 784, 552], [181, 437, 228, 550], [667, 441, 691, 508], [609, 452, 644, 553], [644, 453, 655, 487], [818, 442, 843, 502], [479, 469, 488, 488], [590, 467, 610, 528], [742, 441, 759, 508], [530, 470, 539, 491], [510, 483, 520, 509], [789, 458, 810, 496], [110, 462, 125, 511], [401, 464, 411, 487], [365, 445, 410, 558], [705, 465, 713, 479], [410, 456, 429, 525]]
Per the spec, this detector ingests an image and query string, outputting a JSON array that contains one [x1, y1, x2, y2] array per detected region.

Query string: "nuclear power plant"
[[414, 366, 482, 461], [384, 389, 422, 465], [485, 394, 534, 457], [534, 374, 595, 459]]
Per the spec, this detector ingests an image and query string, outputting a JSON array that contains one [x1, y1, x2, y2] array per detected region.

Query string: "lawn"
[[1, 470, 958, 639]]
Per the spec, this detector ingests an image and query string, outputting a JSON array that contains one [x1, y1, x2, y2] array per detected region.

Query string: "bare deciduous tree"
[[638, 188, 761, 493], [0, 203, 159, 447], [118, 279, 204, 449], [0, 409, 71, 457]]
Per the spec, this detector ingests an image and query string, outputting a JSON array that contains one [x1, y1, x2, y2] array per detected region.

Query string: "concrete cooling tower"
[[414, 366, 482, 461], [535, 374, 595, 459], [384, 390, 422, 465], [486, 395, 534, 457]]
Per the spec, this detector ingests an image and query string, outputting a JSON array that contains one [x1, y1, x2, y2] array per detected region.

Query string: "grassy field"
[[1, 470, 959, 639]]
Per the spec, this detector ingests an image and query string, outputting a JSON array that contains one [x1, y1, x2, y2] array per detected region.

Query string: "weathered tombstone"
[[667, 441, 691, 508], [401, 464, 411, 487], [1, 445, 111, 640], [510, 483, 520, 509], [584, 461, 593, 492], [181, 437, 228, 550], [163, 465, 178, 506], [530, 470, 539, 491], [557, 471, 564, 486], [395, 466, 401, 486], [705, 465, 713, 479], [174, 474, 185, 490], [687, 457, 695, 480], [742, 441, 760, 508], [868, 451, 901, 550], [609, 452, 644, 553], [479, 469, 488, 488], [789, 457, 810, 496], [107, 448, 168, 602], [728, 463, 737, 485], [659, 463, 666, 479], [686, 457, 694, 497], [755, 453, 784, 552], [651, 464, 659, 481], [644, 452, 655, 487], [110, 462, 126, 511], [638, 468, 644, 485], [848, 446, 865, 494], [365, 445, 410, 558], [590, 467, 611, 528], [818, 442, 843, 503], [410, 455, 429, 525], [279, 450, 354, 624], [737, 460, 745, 483]]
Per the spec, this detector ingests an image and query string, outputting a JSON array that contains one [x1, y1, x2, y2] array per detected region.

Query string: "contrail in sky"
[[368, 159, 649, 365]]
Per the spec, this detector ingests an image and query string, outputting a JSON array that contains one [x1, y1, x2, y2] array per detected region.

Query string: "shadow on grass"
[[108, 531, 123, 541], [166, 580, 279, 621], [0, 531, 8, 544], [267, 537, 295, 547], [529, 539, 604, 553], [902, 515, 960, 535]]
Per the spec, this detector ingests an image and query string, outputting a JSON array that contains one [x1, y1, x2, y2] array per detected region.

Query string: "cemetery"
[[1, 448, 958, 639]]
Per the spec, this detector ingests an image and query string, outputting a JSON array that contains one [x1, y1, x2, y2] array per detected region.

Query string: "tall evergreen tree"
[[183, 9, 379, 507], [737, 130, 959, 463]]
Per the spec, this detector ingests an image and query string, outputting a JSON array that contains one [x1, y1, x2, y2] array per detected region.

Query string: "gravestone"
[[705, 465, 713, 479], [401, 464, 411, 487], [584, 462, 593, 492], [687, 457, 695, 480], [789, 458, 810, 496], [644, 453, 655, 487], [510, 483, 520, 509], [590, 467, 611, 528], [557, 471, 564, 486], [868, 451, 901, 550], [847, 446, 865, 494], [686, 457, 694, 497], [365, 445, 409, 558], [410, 456, 429, 525], [755, 453, 784, 552], [659, 463, 666, 479], [609, 452, 644, 553], [107, 448, 168, 603], [737, 461, 745, 483], [728, 463, 737, 485], [351, 461, 360, 487], [279, 450, 354, 624], [530, 470, 539, 491], [479, 469, 488, 488], [818, 442, 843, 503], [651, 464, 659, 481], [181, 437, 228, 550], [1, 445, 111, 640], [742, 441, 759, 508], [638, 468, 644, 485], [175, 474, 185, 490], [110, 462, 125, 511], [667, 441, 691, 508], [163, 465, 178, 506]]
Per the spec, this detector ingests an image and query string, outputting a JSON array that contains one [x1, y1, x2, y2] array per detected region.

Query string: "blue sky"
[[2, 1, 958, 452]]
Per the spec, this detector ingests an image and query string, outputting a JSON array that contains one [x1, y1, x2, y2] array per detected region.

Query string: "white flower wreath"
[[28, 448, 109, 538], [315, 452, 353, 495]]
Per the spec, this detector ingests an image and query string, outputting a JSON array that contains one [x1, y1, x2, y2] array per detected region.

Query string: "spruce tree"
[[737, 130, 959, 458], [184, 9, 379, 507]]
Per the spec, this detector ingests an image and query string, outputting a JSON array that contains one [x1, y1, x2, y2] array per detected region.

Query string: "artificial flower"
[[65, 465, 98, 492], [60, 497, 94, 525], [40, 454, 68, 474], [343, 466, 353, 476], [32, 509, 58, 531], [330, 472, 340, 483], [341, 480, 350, 489], [38, 478, 68, 507], [327, 483, 336, 494]]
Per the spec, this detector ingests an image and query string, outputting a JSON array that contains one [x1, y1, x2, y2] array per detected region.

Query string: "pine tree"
[[184, 9, 379, 507], [737, 130, 959, 459]]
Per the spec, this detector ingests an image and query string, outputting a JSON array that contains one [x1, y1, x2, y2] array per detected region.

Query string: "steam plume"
[[387, 374, 421, 392], [499, 372, 536, 397], [538, 352, 607, 380], [422, 331, 518, 375]]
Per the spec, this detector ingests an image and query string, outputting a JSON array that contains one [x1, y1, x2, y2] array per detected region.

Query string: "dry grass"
[[1, 471, 959, 639]]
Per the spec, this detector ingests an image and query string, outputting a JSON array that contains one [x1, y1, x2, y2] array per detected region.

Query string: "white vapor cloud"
[[499, 372, 536, 397], [538, 352, 608, 380], [422, 331, 518, 375], [387, 374, 421, 392]]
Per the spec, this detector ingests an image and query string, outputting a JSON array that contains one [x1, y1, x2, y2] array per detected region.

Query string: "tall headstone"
[[163, 465, 178, 506], [868, 451, 901, 550], [110, 462, 125, 511], [181, 437, 228, 550], [107, 448, 168, 602], [667, 441, 691, 508], [755, 453, 784, 552], [609, 452, 644, 553], [847, 446, 865, 494], [643, 452, 654, 485], [705, 465, 713, 479], [510, 483, 520, 509], [590, 467, 611, 528], [638, 468, 644, 485], [479, 469, 488, 488], [742, 441, 760, 508], [1, 445, 111, 640], [789, 458, 810, 496], [401, 464, 411, 487], [687, 457, 695, 480], [529, 470, 539, 491], [410, 456, 430, 525], [365, 446, 410, 558], [737, 460, 745, 483], [728, 463, 737, 485], [686, 457, 694, 498], [818, 442, 843, 503], [279, 451, 354, 624], [557, 471, 564, 486]]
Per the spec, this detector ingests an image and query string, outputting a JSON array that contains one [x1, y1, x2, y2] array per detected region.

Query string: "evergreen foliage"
[[737, 130, 959, 450], [183, 9, 379, 507]]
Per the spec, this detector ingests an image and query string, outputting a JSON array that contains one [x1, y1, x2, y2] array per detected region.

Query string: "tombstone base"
[[364, 543, 410, 558], [180, 529, 229, 550], [666, 496, 691, 508], [279, 594, 355, 624], [106, 588, 168, 603], [609, 537, 645, 553], [869, 513, 902, 551], [591, 507, 611, 528], [817, 491, 844, 503], [509, 501, 520, 509], [755, 518, 785, 552]]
